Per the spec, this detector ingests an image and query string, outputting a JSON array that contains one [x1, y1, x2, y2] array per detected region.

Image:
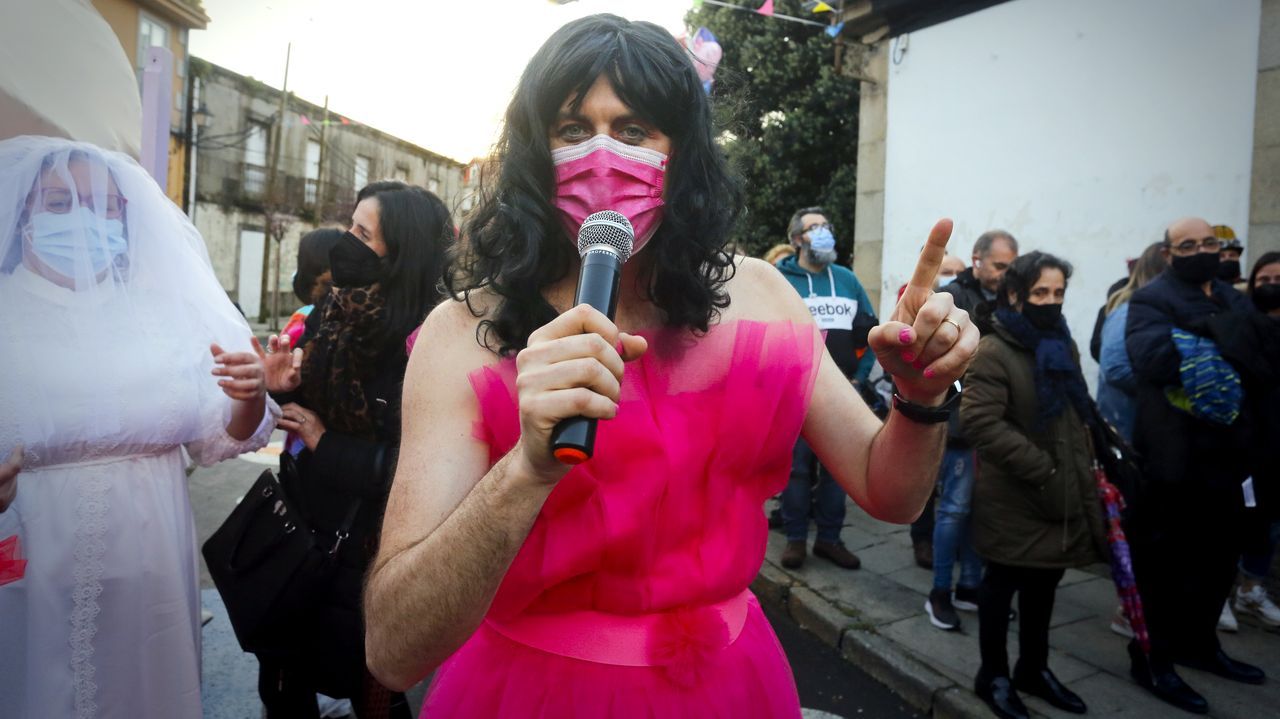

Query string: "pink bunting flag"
[[300, 114, 311, 126], [757, 0, 774, 16]]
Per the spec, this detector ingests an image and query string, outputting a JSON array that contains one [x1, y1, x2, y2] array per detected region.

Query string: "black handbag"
[[201, 452, 360, 655], [1086, 399, 1144, 505]]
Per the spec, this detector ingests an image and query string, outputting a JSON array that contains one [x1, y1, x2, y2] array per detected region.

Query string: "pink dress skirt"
[[421, 320, 821, 718]]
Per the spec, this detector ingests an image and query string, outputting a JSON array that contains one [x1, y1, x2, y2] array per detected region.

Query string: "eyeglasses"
[[1169, 236, 1221, 254], [38, 188, 127, 219]]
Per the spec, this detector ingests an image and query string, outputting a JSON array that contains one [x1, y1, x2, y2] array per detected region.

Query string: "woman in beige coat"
[[960, 251, 1106, 719]]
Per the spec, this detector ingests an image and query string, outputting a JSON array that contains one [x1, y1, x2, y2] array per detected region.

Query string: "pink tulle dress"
[[421, 320, 822, 718]]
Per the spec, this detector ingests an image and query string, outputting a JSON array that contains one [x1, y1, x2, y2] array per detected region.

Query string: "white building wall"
[[195, 202, 309, 312], [880, 0, 1262, 382]]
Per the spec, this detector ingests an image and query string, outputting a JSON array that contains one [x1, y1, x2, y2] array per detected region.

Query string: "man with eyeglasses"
[[1124, 216, 1278, 714], [773, 206, 877, 571]]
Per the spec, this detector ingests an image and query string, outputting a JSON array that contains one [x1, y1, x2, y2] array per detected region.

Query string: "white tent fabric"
[[0, 0, 143, 157]]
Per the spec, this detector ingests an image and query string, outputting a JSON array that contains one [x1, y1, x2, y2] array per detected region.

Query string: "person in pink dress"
[[364, 15, 979, 717]]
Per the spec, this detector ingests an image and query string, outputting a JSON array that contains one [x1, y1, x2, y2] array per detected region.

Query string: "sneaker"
[[200, 608, 214, 627], [1235, 584, 1280, 627], [913, 539, 934, 569], [780, 540, 806, 569], [926, 588, 962, 630], [813, 540, 861, 569], [1218, 600, 1239, 633], [1110, 605, 1135, 639], [953, 585, 980, 612]]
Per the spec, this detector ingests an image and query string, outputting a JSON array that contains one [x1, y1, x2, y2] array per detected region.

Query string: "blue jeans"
[[782, 438, 846, 544], [932, 447, 983, 592]]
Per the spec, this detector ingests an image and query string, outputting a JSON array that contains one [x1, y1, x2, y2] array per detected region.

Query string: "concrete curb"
[[753, 560, 988, 718]]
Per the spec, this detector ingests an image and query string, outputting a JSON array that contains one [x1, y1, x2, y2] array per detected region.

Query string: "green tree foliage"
[[685, 0, 860, 260]]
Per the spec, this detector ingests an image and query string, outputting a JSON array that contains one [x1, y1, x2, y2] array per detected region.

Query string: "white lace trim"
[[70, 467, 109, 719]]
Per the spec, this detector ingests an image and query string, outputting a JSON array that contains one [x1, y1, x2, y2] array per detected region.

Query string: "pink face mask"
[[552, 134, 667, 253]]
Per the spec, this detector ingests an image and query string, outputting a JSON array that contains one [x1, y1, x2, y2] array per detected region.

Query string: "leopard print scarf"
[[301, 284, 389, 440]]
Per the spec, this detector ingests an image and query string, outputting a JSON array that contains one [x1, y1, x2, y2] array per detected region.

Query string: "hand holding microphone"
[[512, 212, 648, 482]]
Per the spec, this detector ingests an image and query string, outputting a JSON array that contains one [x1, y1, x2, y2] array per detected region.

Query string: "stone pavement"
[[755, 497, 1280, 718]]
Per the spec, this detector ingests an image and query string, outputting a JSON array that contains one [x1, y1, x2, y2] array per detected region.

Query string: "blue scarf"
[[994, 307, 1094, 431]]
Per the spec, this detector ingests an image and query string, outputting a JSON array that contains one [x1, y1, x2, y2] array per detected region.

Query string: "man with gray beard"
[[774, 207, 877, 570]]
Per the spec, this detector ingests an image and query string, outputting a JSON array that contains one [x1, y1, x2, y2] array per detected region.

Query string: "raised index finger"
[[906, 218, 954, 293]]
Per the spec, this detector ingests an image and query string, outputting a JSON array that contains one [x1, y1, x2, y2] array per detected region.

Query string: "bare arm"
[[364, 301, 647, 691], [789, 220, 978, 522]]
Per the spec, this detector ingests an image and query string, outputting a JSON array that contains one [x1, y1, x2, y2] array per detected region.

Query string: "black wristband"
[[892, 382, 962, 424]]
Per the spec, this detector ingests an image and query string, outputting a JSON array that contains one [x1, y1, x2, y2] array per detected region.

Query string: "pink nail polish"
[[615, 340, 625, 356], [899, 329, 913, 345], [902, 351, 916, 363], [924, 368, 936, 379]]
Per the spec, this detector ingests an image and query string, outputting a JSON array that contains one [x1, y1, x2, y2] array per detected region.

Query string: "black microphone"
[[550, 210, 635, 465]]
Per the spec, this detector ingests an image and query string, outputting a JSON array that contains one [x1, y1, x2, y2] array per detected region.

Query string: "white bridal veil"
[[0, 136, 256, 468]]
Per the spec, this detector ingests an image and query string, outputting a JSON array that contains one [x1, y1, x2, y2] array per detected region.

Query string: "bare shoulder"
[[410, 292, 502, 378], [723, 255, 811, 324]]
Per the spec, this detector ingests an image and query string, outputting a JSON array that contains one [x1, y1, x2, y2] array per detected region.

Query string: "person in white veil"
[[0, 135, 281, 718]]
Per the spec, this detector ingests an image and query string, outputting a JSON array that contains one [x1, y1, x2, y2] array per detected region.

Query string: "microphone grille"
[[577, 210, 634, 263]]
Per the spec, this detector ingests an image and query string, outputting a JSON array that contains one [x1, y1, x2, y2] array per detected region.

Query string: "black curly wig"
[[448, 14, 743, 355]]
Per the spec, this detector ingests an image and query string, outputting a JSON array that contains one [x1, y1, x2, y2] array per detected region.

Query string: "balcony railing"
[[196, 155, 357, 223]]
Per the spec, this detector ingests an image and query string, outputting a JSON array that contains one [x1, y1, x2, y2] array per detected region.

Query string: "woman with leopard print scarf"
[[258, 181, 453, 719]]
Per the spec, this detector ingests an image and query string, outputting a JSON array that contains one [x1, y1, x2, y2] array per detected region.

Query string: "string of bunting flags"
[[692, 0, 846, 36], [683, 0, 846, 93]]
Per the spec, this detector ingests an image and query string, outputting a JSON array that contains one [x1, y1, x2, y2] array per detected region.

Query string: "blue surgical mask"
[[808, 226, 836, 252], [25, 207, 127, 279]]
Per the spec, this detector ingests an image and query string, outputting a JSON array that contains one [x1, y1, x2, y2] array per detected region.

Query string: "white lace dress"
[[0, 267, 280, 718]]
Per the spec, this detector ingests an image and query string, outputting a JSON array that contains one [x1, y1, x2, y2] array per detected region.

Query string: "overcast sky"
[[189, 0, 695, 162]]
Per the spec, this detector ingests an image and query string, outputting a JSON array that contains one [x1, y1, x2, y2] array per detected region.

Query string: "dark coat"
[[276, 296, 407, 568], [941, 267, 995, 335], [264, 296, 411, 693], [960, 321, 1107, 569], [1124, 272, 1266, 490], [940, 268, 995, 448]]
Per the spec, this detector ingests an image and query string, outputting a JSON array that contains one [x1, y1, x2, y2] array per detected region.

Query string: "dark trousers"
[[978, 561, 1065, 679], [258, 656, 413, 719], [1127, 481, 1244, 669]]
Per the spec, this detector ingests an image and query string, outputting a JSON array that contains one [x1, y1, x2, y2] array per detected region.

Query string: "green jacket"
[[959, 321, 1107, 569]]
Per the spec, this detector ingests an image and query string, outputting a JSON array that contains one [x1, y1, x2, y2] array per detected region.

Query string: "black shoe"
[[1175, 649, 1266, 685], [953, 584, 980, 612], [1129, 642, 1209, 714], [925, 588, 961, 630], [1014, 666, 1086, 714], [974, 675, 1029, 719]]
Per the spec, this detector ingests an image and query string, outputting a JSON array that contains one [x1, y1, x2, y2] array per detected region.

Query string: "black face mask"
[[1253, 284, 1280, 313], [1170, 252, 1220, 285], [1022, 302, 1063, 331], [1217, 259, 1242, 282], [329, 231, 383, 288]]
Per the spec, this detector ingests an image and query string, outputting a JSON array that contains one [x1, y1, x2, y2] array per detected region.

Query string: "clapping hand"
[[867, 219, 980, 404], [257, 334, 303, 393], [211, 340, 268, 401]]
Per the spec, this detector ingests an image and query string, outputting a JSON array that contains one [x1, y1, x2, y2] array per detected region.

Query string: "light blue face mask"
[[25, 207, 127, 279], [807, 225, 836, 252]]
